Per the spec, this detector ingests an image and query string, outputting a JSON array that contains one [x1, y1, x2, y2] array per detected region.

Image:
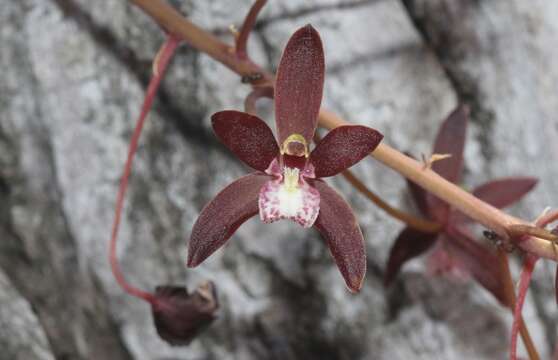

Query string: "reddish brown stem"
[[109, 35, 180, 304], [340, 167, 442, 233], [497, 250, 540, 360], [510, 255, 539, 360], [244, 85, 273, 115], [236, 0, 267, 59], [536, 209, 558, 228]]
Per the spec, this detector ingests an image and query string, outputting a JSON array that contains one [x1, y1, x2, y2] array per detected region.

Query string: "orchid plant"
[[186, 25, 383, 292], [106, 0, 558, 357], [384, 105, 537, 307]]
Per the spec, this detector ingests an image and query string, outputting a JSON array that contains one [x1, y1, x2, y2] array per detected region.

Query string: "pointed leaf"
[[152, 282, 218, 346], [275, 25, 325, 147], [212, 111, 279, 171], [310, 125, 383, 178], [445, 226, 507, 305], [472, 177, 537, 209], [431, 105, 468, 183], [384, 227, 438, 287], [187, 173, 271, 266], [312, 180, 366, 292], [452, 177, 538, 225], [427, 105, 468, 222]]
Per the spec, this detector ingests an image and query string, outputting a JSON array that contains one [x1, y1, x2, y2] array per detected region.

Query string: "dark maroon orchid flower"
[[384, 106, 537, 305], [187, 25, 383, 292]]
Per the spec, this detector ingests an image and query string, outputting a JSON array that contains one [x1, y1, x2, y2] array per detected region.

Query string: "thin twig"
[[341, 168, 441, 233], [497, 249, 540, 360], [510, 255, 539, 360], [109, 34, 180, 304], [244, 86, 273, 115], [508, 225, 558, 242], [236, 0, 268, 59]]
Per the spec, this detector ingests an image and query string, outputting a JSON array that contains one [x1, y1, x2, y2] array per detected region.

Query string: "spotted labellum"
[[187, 25, 383, 292]]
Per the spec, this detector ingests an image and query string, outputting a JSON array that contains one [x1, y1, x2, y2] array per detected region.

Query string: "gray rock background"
[[0, 0, 557, 359]]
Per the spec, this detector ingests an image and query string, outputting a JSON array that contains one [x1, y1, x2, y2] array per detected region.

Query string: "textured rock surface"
[[0, 270, 55, 360], [0, 0, 557, 359]]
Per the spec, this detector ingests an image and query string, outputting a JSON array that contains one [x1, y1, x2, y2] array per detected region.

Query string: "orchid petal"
[[212, 110, 279, 171], [431, 105, 468, 183], [259, 174, 320, 228], [187, 173, 271, 266], [452, 177, 537, 224], [445, 226, 507, 305], [310, 125, 383, 178], [427, 106, 468, 222], [384, 227, 438, 287], [275, 25, 325, 149], [313, 180, 366, 292], [472, 177, 538, 209]]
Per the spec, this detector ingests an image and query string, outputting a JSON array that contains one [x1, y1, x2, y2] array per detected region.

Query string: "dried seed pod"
[[151, 281, 219, 346]]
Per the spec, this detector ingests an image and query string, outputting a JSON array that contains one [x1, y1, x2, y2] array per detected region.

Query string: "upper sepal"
[[431, 105, 468, 183], [427, 105, 468, 222], [310, 125, 383, 178], [187, 173, 271, 267], [275, 25, 325, 146], [151, 282, 218, 346], [212, 110, 279, 171], [312, 180, 366, 292]]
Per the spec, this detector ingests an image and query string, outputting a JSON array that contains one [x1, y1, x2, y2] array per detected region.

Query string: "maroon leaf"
[[275, 25, 325, 149], [384, 227, 438, 286], [152, 282, 218, 346], [431, 105, 468, 183], [212, 111, 279, 171], [451, 177, 537, 225], [187, 173, 271, 266], [472, 177, 538, 209], [309, 125, 383, 178], [313, 180, 366, 292], [445, 226, 507, 305]]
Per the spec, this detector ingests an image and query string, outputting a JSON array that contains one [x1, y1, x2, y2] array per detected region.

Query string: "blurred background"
[[1, 0, 558, 359]]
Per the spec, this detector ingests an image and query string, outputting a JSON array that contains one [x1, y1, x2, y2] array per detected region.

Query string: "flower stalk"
[[109, 34, 220, 345], [109, 34, 180, 304]]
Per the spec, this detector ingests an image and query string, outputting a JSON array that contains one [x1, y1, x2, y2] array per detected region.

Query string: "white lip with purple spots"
[[258, 158, 320, 228]]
